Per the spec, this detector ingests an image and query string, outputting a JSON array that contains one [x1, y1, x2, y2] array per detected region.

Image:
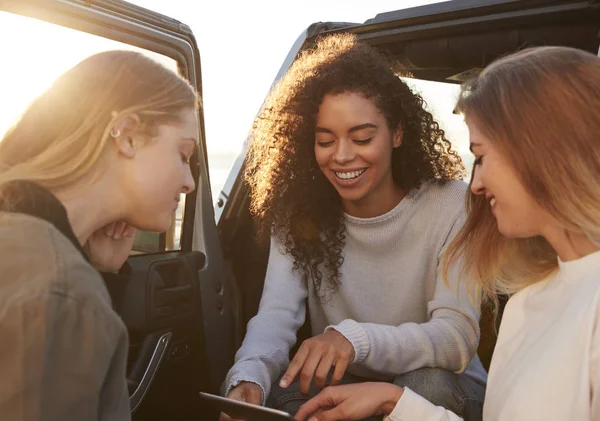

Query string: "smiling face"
[[468, 121, 554, 239], [118, 107, 198, 232], [314, 92, 403, 217]]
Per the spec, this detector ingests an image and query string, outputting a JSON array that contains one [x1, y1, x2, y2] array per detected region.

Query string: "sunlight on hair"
[[0, 11, 192, 252], [0, 11, 178, 140]]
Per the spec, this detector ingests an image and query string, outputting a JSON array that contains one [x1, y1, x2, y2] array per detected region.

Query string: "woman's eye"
[[474, 156, 483, 166], [316, 140, 334, 147], [353, 138, 373, 145]]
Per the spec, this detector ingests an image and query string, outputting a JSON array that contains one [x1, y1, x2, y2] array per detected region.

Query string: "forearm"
[[225, 316, 301, 399], [385, 387, 463, 421], [224, 236, 309, 400], [329, 311, 478, 376]]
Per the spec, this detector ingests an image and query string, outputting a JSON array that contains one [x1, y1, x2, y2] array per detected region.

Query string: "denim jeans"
[[267, 368, 485, 421], [393, 368, 485, 421]]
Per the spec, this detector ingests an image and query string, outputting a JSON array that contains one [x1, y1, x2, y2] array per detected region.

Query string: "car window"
[[403, 77, 472, 181], [0, 10, 189, 254]]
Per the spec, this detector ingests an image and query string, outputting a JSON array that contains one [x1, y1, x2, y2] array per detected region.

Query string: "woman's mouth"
[[335, 169, 365, 180], [332, 168, 367, 187]]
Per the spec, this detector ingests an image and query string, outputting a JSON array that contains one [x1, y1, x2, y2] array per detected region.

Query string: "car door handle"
[[129, 331, 172, 413], [156, 285, 192, 306]]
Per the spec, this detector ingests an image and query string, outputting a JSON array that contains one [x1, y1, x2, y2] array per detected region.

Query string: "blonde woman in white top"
[[294, 45, 600, 421]]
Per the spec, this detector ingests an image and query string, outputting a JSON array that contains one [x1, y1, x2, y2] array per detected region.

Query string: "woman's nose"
[[470, 166, 485, 196], [333, 139, 355, 165], [182, 167, 196, 194]]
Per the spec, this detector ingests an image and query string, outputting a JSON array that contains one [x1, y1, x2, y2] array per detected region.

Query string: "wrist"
[[230, 381, 265, 405], [93, 261, 119, 273], [325, 319, 369, 363], [380, 384, 404, 415]]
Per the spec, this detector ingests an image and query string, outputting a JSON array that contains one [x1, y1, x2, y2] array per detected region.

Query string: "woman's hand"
[[280, 330, 354, 394], [220, 382, 264, 421], [295, 382, 404, 421], [86, 221, 136, 273]]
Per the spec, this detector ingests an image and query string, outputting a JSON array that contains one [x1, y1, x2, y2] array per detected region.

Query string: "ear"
[[392, 124, 403, 149], [110, 114, 142, 159]]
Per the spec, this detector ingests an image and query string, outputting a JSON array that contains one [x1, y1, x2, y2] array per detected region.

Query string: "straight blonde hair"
[[0, 50, 197, 202], [443, 46, 600, 309]]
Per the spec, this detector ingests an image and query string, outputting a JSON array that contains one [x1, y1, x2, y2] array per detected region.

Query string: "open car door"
[[0, 1, 240, 419]]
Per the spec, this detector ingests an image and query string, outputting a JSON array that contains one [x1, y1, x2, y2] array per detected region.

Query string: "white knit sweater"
[[224, 180, 487, 401], [387, 249, 600, 421]]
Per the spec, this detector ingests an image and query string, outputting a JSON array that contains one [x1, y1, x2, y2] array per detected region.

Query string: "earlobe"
[[116, 136, 136, 158]]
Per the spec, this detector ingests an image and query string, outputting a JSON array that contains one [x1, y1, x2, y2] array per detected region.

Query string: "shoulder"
[[578, 265, 600, 318], [415, 179, 468, 209], [0, 212, 116, 324], [409, 180, 468, 228]]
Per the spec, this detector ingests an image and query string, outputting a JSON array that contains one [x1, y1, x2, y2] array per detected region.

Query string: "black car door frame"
[[1, 0, 240, 415]]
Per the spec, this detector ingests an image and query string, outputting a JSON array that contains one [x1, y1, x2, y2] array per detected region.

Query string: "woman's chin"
[[335, 187, 368, 204], [129, 216, 171, 234], [496, 220, 514, 238], [497, 221, 534, 240], [154, 220, 172, 234]]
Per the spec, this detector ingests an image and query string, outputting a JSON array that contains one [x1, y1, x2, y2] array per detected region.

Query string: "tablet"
[[199, 392, 296, 421]]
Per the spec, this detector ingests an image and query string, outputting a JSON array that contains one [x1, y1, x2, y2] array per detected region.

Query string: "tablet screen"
[[199, 392, 296, 421]]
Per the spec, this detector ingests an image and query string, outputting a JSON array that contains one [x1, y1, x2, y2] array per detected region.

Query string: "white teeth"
[[490, 198, 496, 207], [335, 169, 366, 180]]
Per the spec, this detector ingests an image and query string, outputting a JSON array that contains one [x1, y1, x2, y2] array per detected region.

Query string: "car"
[[0, 0, 598, 419]]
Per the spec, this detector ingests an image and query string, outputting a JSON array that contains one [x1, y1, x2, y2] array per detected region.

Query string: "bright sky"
[[126, 0, 470, 194], [0, 0, 471, 201]]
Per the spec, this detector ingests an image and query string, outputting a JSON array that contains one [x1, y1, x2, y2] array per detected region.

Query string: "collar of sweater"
[[558, 249, 600, 283], [343, 184, 424, 226], [0, 180, 88, 262]]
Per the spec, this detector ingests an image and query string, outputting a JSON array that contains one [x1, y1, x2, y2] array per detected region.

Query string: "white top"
[[387, 249, 600, 421], [224, 180, 486, 401]]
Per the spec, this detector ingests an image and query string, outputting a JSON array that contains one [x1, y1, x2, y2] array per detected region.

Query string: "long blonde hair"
[[443, 46, 600, 308], [0, 50, 197, 201]]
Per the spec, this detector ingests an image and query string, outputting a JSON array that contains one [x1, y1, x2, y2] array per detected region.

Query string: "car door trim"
[[130, 331, 172, 413]]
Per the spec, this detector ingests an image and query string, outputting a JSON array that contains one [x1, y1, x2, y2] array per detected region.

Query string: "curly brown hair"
[[245, 33, 465, 297]]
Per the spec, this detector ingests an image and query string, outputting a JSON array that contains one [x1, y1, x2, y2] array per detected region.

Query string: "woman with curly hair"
[[294, 46, 600, 421], [222, 33, 487, 420]]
